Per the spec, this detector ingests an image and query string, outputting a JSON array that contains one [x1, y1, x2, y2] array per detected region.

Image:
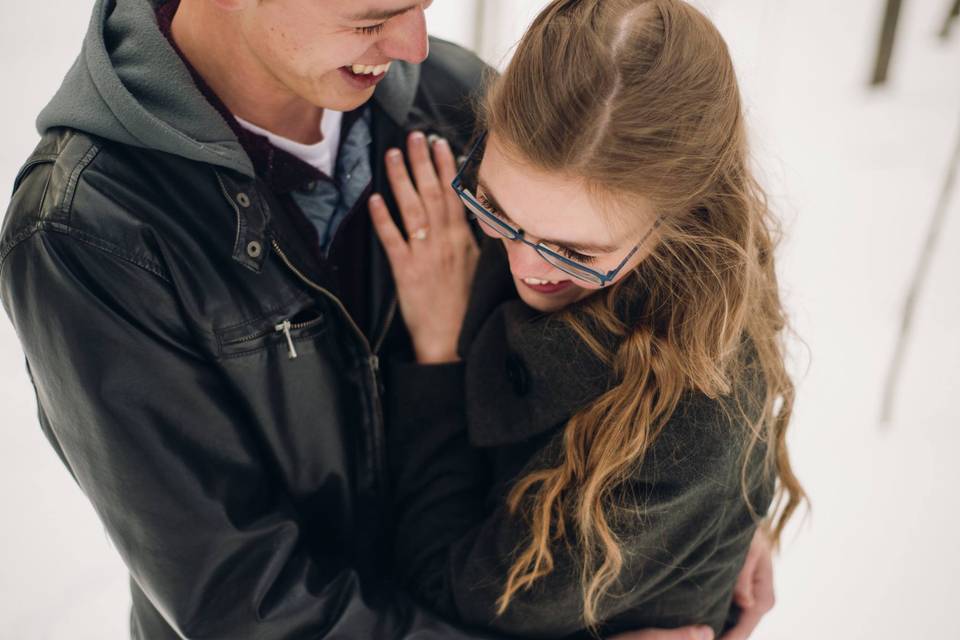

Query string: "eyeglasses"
[[451, 132, 661, 287]]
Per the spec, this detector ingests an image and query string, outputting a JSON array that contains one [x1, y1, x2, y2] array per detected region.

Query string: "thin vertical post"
[[880, 117, 960, 425], [473, 0, 487, 57], [940, 0, 960, 39], [871, 0, 904, 86]]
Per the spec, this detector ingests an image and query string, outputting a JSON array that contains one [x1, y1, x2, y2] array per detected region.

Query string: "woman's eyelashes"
[[555, 246, 599, 265], [355, 23, 386, 36], [477, 191, 600, 265], [476, 191, 500, 216]]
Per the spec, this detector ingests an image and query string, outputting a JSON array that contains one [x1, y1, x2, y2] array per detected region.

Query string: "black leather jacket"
[[0, 38, 498, 640]]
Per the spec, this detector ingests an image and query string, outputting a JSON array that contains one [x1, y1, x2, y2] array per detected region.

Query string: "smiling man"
[[1, 1, 762, 639], [1, 0, 494, 637]]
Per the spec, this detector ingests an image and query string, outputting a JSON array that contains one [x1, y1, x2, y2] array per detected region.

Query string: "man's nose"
[[380, 8, 429, 64]]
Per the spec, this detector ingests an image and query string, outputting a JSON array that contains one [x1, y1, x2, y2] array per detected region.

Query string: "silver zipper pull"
[[275, 320, 298, 359]]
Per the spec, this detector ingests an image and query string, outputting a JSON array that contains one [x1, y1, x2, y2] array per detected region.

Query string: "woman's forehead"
[[478, 136, 651, 247]]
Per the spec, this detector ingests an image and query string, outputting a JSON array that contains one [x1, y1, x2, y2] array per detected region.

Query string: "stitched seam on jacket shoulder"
[[2, 224, 217, 347], [0, 224, 41, 280], [42, 222, 173, 285], [54, 143, 102, 223], [12, 156, 57, 194], [2, 157, 57, 270]]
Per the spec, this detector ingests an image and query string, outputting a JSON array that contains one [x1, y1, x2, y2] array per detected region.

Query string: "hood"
[[37, 0, 420, 179]]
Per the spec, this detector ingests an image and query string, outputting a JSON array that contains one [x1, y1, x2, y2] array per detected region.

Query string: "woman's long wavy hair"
[[481, 0, 806, 629]]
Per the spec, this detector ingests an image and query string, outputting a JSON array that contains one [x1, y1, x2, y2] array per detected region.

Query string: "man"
[[0, 0, 772, 638]]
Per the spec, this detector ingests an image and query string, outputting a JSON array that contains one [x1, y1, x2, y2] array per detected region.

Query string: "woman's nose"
[[503, 239, 558, 278]]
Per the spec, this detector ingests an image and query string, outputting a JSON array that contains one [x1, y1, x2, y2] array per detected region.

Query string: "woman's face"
[[476, 135, 660, 313]]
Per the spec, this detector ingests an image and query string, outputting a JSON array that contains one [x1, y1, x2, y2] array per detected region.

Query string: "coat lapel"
[[460, 241, 617, 447]]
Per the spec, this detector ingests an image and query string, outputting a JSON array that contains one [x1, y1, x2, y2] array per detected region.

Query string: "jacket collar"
[[459, 241, 621, 448], [372, 58, 421, 128]]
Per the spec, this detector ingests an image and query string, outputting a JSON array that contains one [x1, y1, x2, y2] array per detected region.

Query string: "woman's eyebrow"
[[475, 177, 620, 253]]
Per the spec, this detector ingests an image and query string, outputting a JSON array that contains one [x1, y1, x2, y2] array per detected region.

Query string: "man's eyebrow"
[[348, 4, 418, 22], [475, 177, 620, 253]]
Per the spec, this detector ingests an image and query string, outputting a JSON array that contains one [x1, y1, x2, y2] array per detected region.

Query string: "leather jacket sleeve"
[[0, 225, 497, 640]]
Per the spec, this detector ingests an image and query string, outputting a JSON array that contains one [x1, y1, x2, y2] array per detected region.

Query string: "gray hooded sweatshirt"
[[37, 0, 421, 180]]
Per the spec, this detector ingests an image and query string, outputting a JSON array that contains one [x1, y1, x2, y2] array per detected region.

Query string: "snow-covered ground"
[[1, 1, 957, 638]]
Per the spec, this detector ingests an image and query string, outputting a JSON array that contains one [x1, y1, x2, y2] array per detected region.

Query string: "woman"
[[368, 0, 804, 637]]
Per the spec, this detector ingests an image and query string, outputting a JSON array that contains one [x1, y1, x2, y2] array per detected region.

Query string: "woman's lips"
[[518, 278, 575, 295], [339, 66, 387, 90]]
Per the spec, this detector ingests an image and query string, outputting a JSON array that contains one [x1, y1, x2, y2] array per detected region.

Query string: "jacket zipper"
[[271, 238, 392, 499], [275, 320, 298, 359], [225, 315, 324, 360], [373, 297, 398, 355], [269, 239, 398, 361], [271, 240, 372, 354], [215, 172, 397, 356]]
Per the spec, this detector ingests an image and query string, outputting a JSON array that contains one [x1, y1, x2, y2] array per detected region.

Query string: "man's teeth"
[[523, 277, 562, 286], [350, 62, 392, 76]]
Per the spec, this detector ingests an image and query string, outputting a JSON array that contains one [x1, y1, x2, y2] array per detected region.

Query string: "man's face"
[[234, 0, 433, 112]]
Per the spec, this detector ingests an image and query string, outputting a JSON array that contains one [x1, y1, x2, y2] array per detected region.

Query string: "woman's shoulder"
[[656, 335, 768, 469], [642, 383, 763, 486]]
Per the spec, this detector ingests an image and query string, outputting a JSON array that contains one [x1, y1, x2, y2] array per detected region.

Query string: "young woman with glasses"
[[368, 1, 805, 638]]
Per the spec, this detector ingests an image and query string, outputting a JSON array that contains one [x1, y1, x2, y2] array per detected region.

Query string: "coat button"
[[246, 240, 263, 258], [236, 192, 251, 208], [505, 353, 530, 396]]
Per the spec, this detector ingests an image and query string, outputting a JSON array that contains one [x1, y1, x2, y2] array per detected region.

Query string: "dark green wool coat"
[[386, 239, 775, 639]]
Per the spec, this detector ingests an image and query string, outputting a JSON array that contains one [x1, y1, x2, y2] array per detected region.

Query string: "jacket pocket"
[[216, 307, 327, 360]]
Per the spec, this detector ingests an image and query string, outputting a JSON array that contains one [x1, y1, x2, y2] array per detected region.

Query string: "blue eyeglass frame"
[[451, 132, 659, 287]]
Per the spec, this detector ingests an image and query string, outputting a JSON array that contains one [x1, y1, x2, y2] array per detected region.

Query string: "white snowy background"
[[1, 1, 958, 638]]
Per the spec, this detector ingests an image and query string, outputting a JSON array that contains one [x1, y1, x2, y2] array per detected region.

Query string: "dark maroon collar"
[[156, 0, 335, 193]]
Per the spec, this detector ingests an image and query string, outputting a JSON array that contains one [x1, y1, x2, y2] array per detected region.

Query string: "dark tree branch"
[[881, 115, 960, 425], [871, 0, 904, 86]]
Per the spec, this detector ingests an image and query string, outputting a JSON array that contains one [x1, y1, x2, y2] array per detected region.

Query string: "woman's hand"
[[370, 131, 479, 364], [610, 529, 776, 640]]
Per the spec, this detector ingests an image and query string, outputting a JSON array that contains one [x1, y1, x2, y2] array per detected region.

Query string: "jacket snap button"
[[505, 353, 530, 397], [246, 240, 263, 258], [236, 192, 251, 208]]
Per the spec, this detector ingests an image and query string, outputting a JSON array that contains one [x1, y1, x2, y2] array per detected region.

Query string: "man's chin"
[[307, 80, 376, 113], [318, 91, 374, 113]]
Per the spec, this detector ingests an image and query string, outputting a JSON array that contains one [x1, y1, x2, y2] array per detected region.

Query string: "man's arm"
[[0, 221, 494, 639]]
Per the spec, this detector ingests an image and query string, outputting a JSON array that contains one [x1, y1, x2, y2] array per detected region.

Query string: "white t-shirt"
[[234, 109, 344, 178]]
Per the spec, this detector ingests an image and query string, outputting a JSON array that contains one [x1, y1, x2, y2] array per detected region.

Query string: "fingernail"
[[427, 133, 441, 146], [387, 149, 402, 163], [410, 130, 425, 144], [695, 626, 714, 640]]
